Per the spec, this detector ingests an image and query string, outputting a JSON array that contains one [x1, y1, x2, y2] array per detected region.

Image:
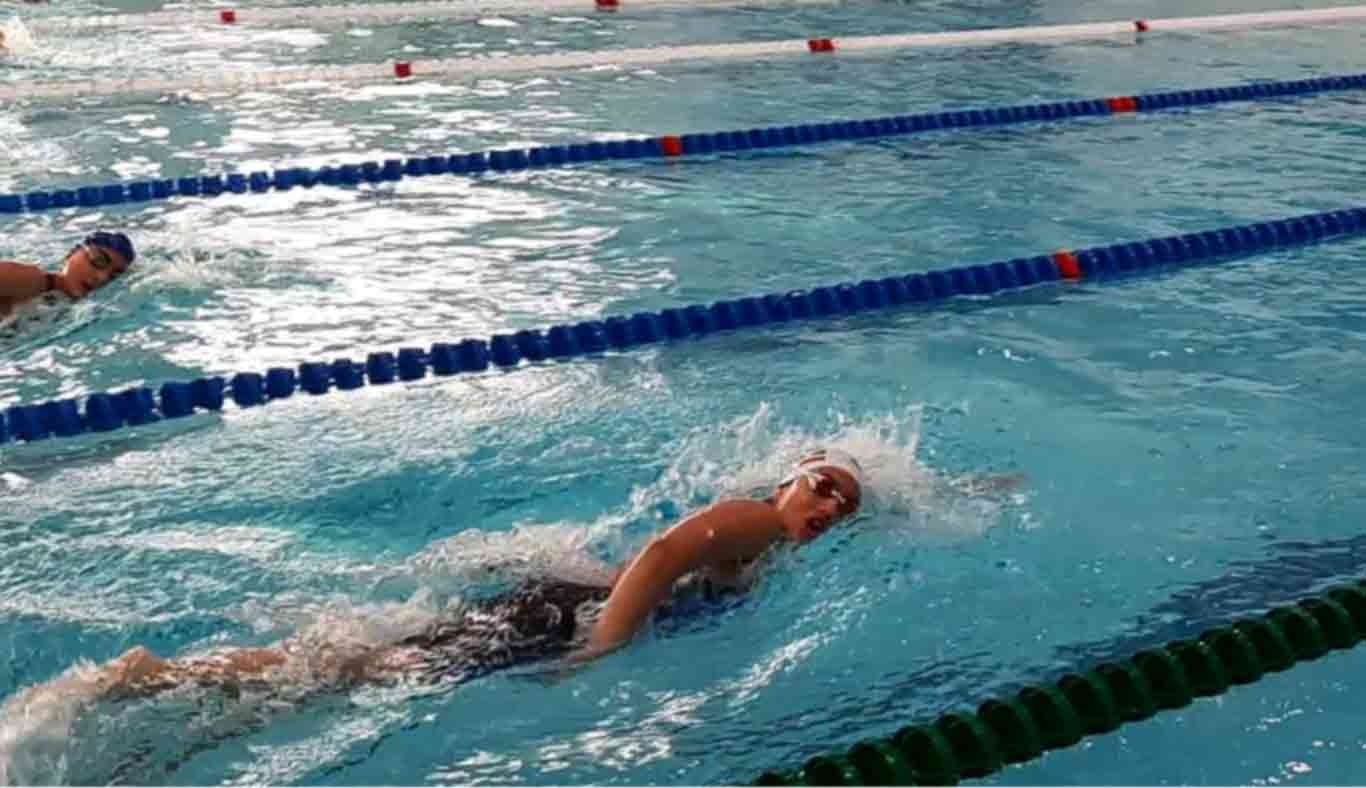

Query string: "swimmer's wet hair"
[[84, 231, 136, 267]]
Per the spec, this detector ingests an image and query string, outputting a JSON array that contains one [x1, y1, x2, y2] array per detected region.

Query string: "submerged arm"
[[579, 499, 783, 661]]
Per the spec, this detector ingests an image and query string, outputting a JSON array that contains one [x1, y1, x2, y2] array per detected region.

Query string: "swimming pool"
[[3, 0, 1366, 782]]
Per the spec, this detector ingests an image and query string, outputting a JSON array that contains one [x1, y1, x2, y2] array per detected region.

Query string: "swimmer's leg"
[[0, 645, 289, 743], [94, 645, 289, 698], [75, 635, 447, 700], [85, 582, 609, 698]]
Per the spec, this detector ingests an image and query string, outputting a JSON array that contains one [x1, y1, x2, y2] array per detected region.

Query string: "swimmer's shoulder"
[[666, 498, 783, 551], [697, 497, 780, 524]]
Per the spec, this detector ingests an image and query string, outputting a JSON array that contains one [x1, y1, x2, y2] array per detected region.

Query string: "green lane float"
[[754, 580, 1366, 785]]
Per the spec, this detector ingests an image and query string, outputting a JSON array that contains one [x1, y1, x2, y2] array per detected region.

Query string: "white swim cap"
[[795, 448, 865, 487]]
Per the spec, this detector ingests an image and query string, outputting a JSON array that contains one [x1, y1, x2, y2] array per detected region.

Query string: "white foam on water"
[[404, 401, 1026, 591], [630, 401, 1024, 544], [0, 18, 37, 56], [0, 660, 105, 785]]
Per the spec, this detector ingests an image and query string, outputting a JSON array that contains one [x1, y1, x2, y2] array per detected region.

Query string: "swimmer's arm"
[[0, 261, 59, 301], [0, 261, 46, 300], [578, 500, 782, 661]]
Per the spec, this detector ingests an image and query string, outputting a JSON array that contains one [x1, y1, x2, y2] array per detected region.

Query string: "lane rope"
[[3, 72, 1363, 216], [753, 581, 1366, 785], [3, 206, 1363, 446], [24, 0, 838, 33], [4, 6, 1366, 103]]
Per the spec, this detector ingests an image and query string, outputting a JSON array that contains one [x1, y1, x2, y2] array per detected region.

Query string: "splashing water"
[[0, 660, 107, 785], [407, 401, 1024, 587], [0, 595, 460, 785], [145, 221, 284, 292], [0, 292, 104, 358], [0, 18, 36, 57], [630, 402, 1022, 543], [408, 521, 619, 591]]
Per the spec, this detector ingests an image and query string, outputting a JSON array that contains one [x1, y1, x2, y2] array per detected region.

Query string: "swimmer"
[[0, 232, 136, 320], [9, 449, 871, 706], [577, 447, 868, 660]]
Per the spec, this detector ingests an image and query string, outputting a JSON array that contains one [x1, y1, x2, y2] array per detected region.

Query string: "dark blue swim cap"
[[83, 231, 135, 266]]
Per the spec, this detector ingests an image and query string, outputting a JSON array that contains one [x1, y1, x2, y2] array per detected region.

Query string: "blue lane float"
[[2, 206, 1365, 446], [0, 73, 1363, 215]]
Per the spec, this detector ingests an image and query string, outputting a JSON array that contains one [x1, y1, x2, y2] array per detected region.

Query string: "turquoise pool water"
[[3, 0, 1366, 783]]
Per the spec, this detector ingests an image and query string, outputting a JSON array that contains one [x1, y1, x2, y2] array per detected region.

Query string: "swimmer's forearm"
[[0, 261, 52, 300]]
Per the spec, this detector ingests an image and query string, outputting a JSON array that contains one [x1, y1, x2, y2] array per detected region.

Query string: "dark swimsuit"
[[391, 576, 742, 684], [393, 581, 612, 683]]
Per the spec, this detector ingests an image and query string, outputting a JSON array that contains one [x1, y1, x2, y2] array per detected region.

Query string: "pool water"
[[3, 0, 1366, 783]]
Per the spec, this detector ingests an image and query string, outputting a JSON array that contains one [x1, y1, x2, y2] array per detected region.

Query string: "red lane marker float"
[[1134, 19, 1151, 32], [1106, 96, 1139, 113], [394, 62, 413, 78], [596, 0, 620, 9], [659, 135, 684, 156], [219, 9, 237, 23], [807, 38, 835, 52], [1052, 251, 1082, 280]]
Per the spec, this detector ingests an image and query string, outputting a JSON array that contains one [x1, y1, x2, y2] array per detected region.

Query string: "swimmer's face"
[[61, 244, 130, 299], [776, 466, 862, 543]]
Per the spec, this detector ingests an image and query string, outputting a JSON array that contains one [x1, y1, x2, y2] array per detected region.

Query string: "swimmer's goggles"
[[791, 467, 861, 518], [67, 243, 121, 274]]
